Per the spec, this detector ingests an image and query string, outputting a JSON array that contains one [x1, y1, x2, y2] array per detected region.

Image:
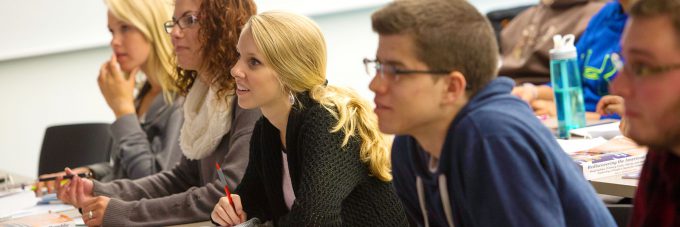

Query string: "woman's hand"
[[34, 167, 90, 196], [55, 168, 94, 207], [98, 54, 138, 118], [80, 194, 111, 227], [211, 194, 247, 226]]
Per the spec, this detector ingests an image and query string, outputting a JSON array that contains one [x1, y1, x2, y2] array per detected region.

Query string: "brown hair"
[[174, 0, 257, 101], [371, 0, 498, 95], [629, 0, 680, 47]]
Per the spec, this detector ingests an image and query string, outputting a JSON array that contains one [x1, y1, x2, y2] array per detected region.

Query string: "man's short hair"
[[630, 0, 680, 47], [371, 0, 499, 94]]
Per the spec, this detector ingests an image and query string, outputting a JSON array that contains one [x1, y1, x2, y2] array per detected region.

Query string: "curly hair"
[[174, 0, 257, 101]]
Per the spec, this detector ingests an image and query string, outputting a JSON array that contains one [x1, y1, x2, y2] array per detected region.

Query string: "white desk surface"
[[62, 209, 214, 226], [0, 169, 215, 226]]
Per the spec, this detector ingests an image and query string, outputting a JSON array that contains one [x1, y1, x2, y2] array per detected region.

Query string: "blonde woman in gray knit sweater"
[[210, 11, 408, 226], [55, 0, 261, 226]]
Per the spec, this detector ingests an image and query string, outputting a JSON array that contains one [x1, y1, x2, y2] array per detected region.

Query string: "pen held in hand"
[[215, 162, 234, 208], [38, 172, 92, 182]]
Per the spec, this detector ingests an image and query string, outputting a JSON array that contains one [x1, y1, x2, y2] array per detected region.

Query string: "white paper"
[[0, 189, 39, 219], [8, 203, 75, 219], [570, 121, 621, 139], [557, 137, 608, 154]]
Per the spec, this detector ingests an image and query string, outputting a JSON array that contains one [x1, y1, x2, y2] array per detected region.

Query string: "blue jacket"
[[392, 77, 616, 227], [576, 1, 627, 114]]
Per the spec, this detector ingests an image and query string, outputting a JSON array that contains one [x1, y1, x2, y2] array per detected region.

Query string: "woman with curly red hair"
[[55, 0, 260, 225]]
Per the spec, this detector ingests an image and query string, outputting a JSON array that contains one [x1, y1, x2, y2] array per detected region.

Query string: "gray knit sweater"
[[88, 86, 184, 182], [92, 102, 261, 226]]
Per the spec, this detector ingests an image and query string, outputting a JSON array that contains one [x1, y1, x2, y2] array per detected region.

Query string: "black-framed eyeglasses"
[[363, 58, 451, 82], [164, 14, 199, 34], [612, 52, 680, 79]]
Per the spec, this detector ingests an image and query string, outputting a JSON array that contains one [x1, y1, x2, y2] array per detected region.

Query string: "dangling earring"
[[288, 91, 295, 105]]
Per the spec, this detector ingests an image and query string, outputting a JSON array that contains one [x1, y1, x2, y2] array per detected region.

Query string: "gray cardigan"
[[92, 102, 261, 226], [87, 87, 184, 182]]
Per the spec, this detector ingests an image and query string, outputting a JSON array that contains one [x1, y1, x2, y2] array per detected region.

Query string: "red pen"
[[215, 162, 234, 208]]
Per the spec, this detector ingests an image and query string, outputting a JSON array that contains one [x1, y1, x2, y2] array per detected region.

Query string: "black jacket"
[[236, 93, 408, 226]]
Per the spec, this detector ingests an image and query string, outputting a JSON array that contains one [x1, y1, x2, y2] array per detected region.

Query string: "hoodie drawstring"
[[439, 175, 455, 227], [416, 176, 430, 227], [416, 175, 456, 227]]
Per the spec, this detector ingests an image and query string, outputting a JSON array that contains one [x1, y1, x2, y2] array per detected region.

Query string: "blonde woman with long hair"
[[93, 0, 184, 181], [211, 11, 408, 226], [37, 0, 184, 194]]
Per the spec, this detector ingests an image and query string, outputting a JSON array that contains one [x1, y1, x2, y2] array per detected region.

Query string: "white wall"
[[0, 0, 111, 61], [0, 0, 392, 62], [0, 0, 537, 178], [0, 47, 114, 177], [314, 0, 541, 104]]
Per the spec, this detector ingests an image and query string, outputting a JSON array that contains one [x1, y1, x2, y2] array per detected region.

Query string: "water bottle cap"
[[550, 34, 577, 60]]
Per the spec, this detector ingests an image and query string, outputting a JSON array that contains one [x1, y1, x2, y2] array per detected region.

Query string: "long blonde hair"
[[246, 11, 392, 182], [104, 0, 178, 102]]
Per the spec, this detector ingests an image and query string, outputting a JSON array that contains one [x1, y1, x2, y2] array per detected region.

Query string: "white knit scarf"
[[180, 79, 232, 160]]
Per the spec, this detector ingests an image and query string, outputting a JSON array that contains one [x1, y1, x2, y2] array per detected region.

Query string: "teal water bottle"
[[550, 34, 586, 139]]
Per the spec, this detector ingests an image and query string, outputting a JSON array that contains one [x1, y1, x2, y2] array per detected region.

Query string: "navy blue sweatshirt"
[[392, 77, 616, 227]]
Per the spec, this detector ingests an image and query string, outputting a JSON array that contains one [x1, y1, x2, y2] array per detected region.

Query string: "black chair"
[[37, 123, 112, 176], [486, 4, 535, 52]]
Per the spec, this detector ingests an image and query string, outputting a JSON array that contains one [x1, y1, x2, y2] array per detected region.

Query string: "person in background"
[[499, 0, 606, 85], [54, 0, 260, 226], [512, 0, 636, 118], [368, 0, 616, 226], [609, 0, 680, 225], [210, 11, 408, 226], [596, 95, 629, 135], [35, 0, 184, 195]]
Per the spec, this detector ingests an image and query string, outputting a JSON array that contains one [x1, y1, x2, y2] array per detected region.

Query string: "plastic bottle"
[[550, 34, 586, 139]]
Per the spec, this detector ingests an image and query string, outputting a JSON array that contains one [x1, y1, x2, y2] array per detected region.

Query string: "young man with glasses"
[[611, 0, 680, 226], [368, 0, 616, 226]]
